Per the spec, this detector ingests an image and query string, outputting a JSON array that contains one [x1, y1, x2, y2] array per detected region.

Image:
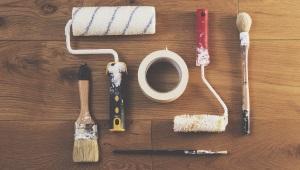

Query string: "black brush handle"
[[242, 110, 250, 134], [107, 62, 127, 132], [113, 149, 228, 155], [114, 149, 184, 155]]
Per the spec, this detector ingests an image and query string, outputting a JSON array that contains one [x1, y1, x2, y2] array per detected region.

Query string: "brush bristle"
[[78, 64, 91, 80], [236, 12, 252, 32], [73, 139, 99, 162]]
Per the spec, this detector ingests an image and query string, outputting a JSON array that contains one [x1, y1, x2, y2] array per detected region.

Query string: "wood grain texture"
[[239, 0, 300, 40], [152, 119, 300, 170], [0, 0, 300, 169], [0, 120, 151, 170], [101, 120, 152, 170], [0, 121, 101, 170]]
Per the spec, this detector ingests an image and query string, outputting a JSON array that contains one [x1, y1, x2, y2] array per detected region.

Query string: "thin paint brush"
[[236, 12, 252, 135], [73, 64, 99, 162], [113, 149, 228, 156]]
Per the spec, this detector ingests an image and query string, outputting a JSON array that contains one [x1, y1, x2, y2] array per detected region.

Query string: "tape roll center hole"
[[146, 59, 180, 93]]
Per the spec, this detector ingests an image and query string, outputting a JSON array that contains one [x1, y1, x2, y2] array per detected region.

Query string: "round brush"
[[236, 12, 252, 134]]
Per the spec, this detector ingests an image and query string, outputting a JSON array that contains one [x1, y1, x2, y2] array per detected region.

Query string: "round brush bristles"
[[236, 12, 252, 33]]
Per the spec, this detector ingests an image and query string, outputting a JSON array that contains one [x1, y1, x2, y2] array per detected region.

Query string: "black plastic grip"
[[242, 110, 250, 134], [107, 62, 127, 132]]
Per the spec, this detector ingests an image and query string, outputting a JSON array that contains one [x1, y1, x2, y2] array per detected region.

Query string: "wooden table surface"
[[1, 0, 300, 169]]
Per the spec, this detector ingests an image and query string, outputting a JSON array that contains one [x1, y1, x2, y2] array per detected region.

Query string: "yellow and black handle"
[[107, 62, 127, 132]]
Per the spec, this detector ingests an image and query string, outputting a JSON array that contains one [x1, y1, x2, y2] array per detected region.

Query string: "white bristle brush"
[[236, 12, 252, 134]]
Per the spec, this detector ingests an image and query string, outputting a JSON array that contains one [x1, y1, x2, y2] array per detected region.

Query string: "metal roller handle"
[[65, 20, 119, 62], [196, 9, 228, 122]]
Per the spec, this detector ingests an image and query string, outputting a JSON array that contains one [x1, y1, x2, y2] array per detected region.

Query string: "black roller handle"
[[107, 62, 127, 132]]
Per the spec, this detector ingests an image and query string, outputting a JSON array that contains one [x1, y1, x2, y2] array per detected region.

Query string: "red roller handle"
[[196, 9, 208, 49], [196, 9, 209, 66]]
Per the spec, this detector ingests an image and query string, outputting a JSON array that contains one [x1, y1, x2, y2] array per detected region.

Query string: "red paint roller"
[[173, 9, 228, 132]]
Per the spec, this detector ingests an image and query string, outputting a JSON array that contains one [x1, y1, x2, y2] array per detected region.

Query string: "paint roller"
[[173, 9, 228, 133], [65, 6, 156, 132]]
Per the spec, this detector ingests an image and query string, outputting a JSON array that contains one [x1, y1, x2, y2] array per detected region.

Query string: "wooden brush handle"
[[241, 45, 250, 134], [78, 80, 92, 122]]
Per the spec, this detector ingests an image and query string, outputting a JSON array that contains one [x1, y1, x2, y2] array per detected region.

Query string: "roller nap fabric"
[[71, 6, 156, 36]]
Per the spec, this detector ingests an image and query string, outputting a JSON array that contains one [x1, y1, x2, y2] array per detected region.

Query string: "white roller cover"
[[173, 114, 228, 132], [71, 6, 156, 36]]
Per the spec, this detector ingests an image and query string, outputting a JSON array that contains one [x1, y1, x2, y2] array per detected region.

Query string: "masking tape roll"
[[138, 50, 189, 103]]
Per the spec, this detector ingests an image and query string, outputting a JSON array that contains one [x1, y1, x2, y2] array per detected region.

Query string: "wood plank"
[[0, 120, 151, 170], [239, 0, 300, 40], [0, 39, 299, 121], [151, 119, 300, 170], [101, 120, 152, 170], [0, 0, 237, 40], [249, 40, 300, 120], [0, 120, 101, 169]]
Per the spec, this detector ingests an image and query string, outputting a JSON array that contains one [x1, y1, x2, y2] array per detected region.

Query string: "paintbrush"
[[73, 64, 99, 162], [236, 12, 252, 135], [113, 149, 228, 156]]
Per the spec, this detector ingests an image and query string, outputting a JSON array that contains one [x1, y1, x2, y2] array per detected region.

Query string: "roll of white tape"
[[138, 49, 189, 103]]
